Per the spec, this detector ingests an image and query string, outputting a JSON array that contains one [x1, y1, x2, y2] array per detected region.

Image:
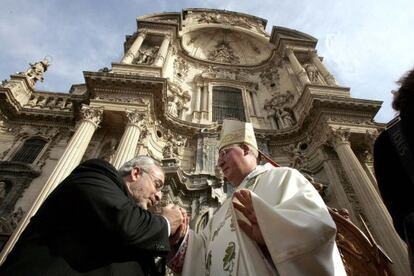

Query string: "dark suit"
[[0, 159, 170, 276]]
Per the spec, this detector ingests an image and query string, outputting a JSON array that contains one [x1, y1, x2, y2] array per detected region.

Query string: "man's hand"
[[169, 207, 189, 245], [161, 204, 184, 235], [233, 189, 266, 246]]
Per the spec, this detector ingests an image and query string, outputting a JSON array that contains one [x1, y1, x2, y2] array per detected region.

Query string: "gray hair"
[[118, 156, 160, 177]]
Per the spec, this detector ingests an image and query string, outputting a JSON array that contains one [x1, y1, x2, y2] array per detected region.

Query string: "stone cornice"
[[0, 88, 73, 125], [257, 87, 382, 143], [270, 26, 318, 53]]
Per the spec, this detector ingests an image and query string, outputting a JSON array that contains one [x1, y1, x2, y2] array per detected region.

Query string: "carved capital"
[[138, 29, 148, 38], [308, 48, 318, 59], [329, 127, 351, 147], [285, 46, 294, 56], [125, 109, 146, 127], [164, 33, 172, 41], [80, 105, 103, 127]]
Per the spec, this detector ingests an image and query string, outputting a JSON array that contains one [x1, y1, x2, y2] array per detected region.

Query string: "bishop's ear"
[[130, 167, 142, 181]]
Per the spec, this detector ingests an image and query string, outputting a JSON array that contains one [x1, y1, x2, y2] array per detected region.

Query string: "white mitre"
[[218, 119, 258, 151]]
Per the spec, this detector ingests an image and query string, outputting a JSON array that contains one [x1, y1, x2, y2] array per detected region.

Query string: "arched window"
[[11, 138, 47, 163], [212, 86, 245, 122]]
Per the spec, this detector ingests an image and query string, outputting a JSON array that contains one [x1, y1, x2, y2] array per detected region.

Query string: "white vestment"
[[170, 164, 346, 275]]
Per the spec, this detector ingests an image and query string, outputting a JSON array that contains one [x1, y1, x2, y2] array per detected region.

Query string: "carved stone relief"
[[167, 81, 191, 118], [174, 57, 189, 79], [162, 130, 187, 159], [207, 42, 240, 64], [186, 11, 267, 36], [259, 66, 280, 89]]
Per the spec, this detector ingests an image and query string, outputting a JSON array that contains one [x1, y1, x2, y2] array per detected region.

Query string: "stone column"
[[329, 127, 410, 275], [0, 105, 103, 264], [320, 148, 356, 221], [285, 47, 310, 86], [111, 110, 146, 169], [121, 30, 147, 64], [309, 50, 338, 86], [201, 85, 209, 122], [154, 34, 171, 67], [251, 91, 260, 117], [207, 85, 213, 122]]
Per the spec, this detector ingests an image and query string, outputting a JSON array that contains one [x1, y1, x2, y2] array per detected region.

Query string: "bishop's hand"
[[169, 207, 189, 245], [232, 189, 266, 247]]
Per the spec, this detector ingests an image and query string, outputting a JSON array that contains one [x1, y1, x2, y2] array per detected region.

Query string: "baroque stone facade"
[[0, 8, 409, 275]]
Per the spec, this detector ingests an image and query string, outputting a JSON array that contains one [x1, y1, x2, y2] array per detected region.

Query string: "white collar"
[[238, 163, 273, 189]]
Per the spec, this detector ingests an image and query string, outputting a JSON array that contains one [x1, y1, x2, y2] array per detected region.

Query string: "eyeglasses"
[[141, 170, 164, 191], [218, 144, 241, 160]]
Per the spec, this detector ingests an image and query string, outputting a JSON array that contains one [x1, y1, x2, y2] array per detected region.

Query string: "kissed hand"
[[161, 204, 184, 235], [169, 207, 189, 245]]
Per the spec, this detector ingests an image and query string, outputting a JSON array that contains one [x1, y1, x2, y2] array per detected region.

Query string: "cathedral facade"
[[0, 9, 409, 275]]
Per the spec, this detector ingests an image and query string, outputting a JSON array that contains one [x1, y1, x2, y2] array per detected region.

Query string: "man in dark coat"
[[374, 67, 414, 272], [0, 156, 184, 276]]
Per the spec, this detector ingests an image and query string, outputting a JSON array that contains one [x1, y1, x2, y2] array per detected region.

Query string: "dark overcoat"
[[0, 159, 170, 276]]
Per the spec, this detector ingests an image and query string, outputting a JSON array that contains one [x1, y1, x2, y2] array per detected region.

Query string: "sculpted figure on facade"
[[25, 59, 50, 86], [264, 91, 296, 129], [167, 82, 191, 118], [134, 46, 159, 65], [305, 63, 320, 84], [277, 108, 295, 129], [98, 138, 118, 162]]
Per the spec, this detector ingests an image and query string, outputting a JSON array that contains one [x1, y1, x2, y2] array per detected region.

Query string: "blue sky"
[[1, 0, 413, 123]]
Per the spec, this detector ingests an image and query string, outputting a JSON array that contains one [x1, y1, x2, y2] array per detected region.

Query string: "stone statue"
[[305, 63, 319, 83], [265, 104, 277, 129], [25, 59, 50, 85], [167, 96, 179, 117], [136, 46, 159, 64], [279, 108, 294, 129]]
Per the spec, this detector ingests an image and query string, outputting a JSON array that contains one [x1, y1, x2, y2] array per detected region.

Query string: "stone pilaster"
[[154, 34, 171, 67], [309, 49, 338, 86], [329, 127, 409, 275], [251, 90, 260, 117], [111, 110, 146, 169], [121, 30, 147, 64], [285, 47, 311, 86], [192, 84, 202, 123], [0, 104, 103, 264]]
